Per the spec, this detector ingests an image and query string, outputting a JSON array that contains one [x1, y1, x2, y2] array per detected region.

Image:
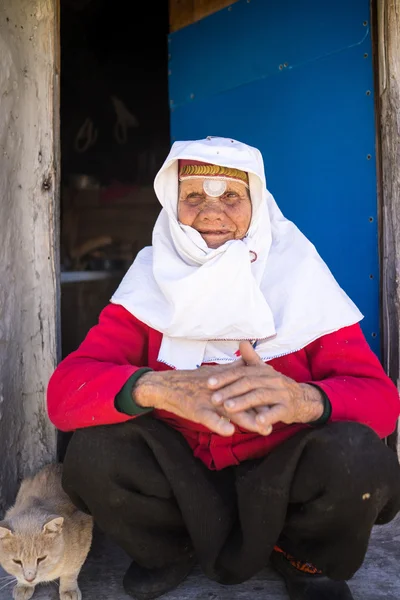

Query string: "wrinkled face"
[[178, 179, 252, 249], [0, 524, 64, 585]]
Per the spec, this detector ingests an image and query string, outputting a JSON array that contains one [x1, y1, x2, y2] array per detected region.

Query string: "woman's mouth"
[[198, 230, 233, 248], [199, 230, 231, 236]]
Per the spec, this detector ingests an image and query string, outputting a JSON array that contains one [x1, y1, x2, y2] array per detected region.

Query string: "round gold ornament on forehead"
[[203, 178, 227, 197]]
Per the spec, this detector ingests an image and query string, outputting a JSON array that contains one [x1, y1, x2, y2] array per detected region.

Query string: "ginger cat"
[[0, 464, 93, 600]]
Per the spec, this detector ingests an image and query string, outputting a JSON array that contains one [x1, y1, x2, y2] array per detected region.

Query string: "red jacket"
[[47, 303, 400, 470]]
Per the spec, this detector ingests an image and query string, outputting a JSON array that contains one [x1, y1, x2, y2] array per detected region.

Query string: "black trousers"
[[62, 417, 400, 585]]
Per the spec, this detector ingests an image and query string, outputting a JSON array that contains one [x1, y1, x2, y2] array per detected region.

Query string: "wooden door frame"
[[374, 0, 400, 452]]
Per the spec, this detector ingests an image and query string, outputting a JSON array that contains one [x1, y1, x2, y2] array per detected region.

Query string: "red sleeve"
[[306, 324, 400, 438], [47, 303, 149, 431]]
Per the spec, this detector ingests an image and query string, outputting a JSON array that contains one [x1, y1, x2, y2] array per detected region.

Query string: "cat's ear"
[[0, 522, 13, 539], [42, 516, 64, 535]]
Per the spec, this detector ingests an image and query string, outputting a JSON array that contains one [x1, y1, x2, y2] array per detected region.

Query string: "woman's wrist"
[[133, 370, 174, 410], [115, 369, 154, 416], [133, 371, 156, 408], [298, 383, 325, 423]]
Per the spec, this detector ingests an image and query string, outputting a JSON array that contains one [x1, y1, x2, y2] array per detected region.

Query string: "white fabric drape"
[[112, 137, 362, 369]]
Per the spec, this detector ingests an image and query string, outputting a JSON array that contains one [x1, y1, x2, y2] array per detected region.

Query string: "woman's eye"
[[37, 556, 47, 564], [185, 194, 204, 205], [13, 559, 22, 565], [223, 193, 239, 202]]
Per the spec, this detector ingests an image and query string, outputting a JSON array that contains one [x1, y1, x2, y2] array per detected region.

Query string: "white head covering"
[[112, 137, 362, 369]]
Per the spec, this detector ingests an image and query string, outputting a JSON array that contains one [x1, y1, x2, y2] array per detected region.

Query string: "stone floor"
[[1, 515, 400, 600]]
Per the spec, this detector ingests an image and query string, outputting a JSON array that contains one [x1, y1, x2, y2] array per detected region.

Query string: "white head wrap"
[[112, 137, 362, 369]]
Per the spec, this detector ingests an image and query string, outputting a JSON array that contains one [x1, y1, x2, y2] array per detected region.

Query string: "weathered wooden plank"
[[0, 0, 59, 513], [376, 0, 400, 454], [169, 0, 240, 32], [1, 516, 400, 600]]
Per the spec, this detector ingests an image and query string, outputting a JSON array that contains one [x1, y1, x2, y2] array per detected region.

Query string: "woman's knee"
[[62, 423, 129, 495], [322, 421, 382, 463], [306, 421, 400, 496]]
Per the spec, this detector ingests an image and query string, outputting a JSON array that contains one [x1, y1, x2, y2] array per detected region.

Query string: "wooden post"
[[0, 0, 59, 513], [376, 0, 400, 453]]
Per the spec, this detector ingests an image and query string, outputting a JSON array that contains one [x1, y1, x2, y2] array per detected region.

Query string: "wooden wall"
[[0, 0, 59, 512], [170, 0, 239, 31]]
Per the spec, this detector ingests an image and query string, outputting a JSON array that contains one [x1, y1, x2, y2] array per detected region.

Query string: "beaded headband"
[[178, 160, 249, 194]]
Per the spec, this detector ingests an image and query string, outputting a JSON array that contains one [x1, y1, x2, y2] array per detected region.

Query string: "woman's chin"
[[200, 233, 234, 248]]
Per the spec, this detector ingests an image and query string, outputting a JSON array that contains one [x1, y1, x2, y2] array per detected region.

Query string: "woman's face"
[[178, 179, 252, 249]]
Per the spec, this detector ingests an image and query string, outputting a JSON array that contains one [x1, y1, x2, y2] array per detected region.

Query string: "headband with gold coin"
[[178, 160, 249, 197]]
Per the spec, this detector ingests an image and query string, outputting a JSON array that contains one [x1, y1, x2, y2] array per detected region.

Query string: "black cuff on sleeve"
[[114, 368, 154, 416], [306, 383, 332, 427]]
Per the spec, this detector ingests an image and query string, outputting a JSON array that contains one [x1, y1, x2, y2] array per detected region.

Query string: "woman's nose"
[[200, 198, 224, 218]]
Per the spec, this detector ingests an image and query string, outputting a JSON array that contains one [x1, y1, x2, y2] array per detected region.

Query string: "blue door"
[[169, 0, 379, 354]]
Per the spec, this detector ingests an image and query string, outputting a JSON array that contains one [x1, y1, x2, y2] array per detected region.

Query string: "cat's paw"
[[13, 584, 35, 600], [59, 588, 82, 600]]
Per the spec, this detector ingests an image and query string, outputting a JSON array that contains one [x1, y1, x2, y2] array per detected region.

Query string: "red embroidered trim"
[[273, 546, 323, 575]]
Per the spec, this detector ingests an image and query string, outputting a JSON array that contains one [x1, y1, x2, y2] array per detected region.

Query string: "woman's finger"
[[211, 376, 258, 405], [208, 364, 276, 390], [229, 409, 273, 436], [211, 376, 276, 406], [256, 405, 273, 418], [197, 408, 235, 437], [256, 404, 288, 428], [238, 341, 264, 366], [222, 389, 281, 413]]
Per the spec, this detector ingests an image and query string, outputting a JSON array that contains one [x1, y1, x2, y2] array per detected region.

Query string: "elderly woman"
[[48, 137, 400, 600]]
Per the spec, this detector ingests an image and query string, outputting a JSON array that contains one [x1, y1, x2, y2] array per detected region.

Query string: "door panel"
[[169, 0, 379, 354]]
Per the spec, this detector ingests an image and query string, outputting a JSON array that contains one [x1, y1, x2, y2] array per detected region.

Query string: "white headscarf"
[[112, 137, 362, 369]]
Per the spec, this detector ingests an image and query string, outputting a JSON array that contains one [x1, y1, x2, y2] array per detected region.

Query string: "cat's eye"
[[37, 556, 47, 564], [12, 559, 22, 565]]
